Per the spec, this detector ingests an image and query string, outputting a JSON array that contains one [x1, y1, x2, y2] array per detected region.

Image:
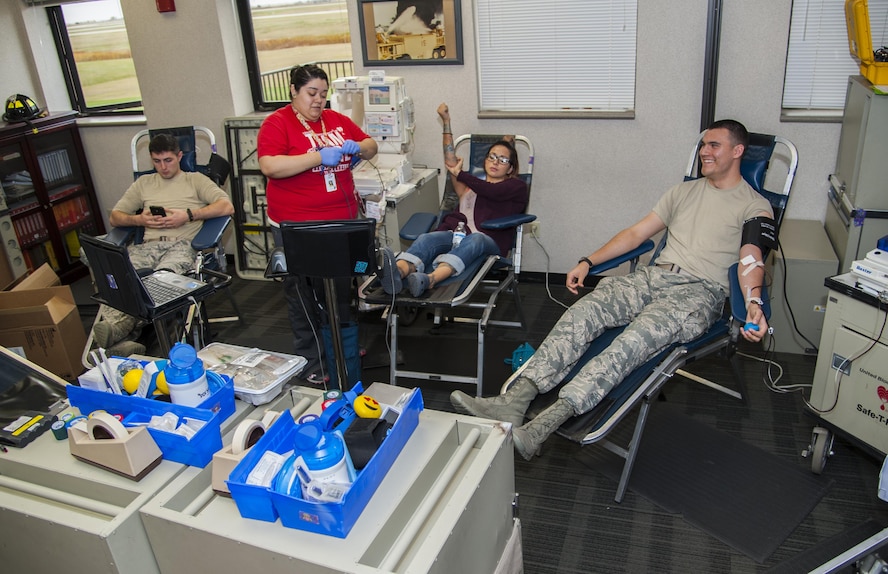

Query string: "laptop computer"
[[80, 234, 213, 319], [280, 219, 378, 278]]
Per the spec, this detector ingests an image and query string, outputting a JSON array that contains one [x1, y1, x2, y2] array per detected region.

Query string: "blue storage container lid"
[[166, 343, 204, 385], [294, 421, 345, 471]]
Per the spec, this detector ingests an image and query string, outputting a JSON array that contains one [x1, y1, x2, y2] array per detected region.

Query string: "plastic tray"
[[198, 343, 307, 405], [227, 387, 423, 537], [66, 372, 234, 467]]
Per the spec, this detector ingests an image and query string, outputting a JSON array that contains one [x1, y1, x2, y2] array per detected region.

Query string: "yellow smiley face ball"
[[154, 369, 169, 395], [354, 395, 381, 418], [122, 369, 144, 395]]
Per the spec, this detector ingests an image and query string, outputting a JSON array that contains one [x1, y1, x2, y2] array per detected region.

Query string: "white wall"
[[1, 0, 840, 274]]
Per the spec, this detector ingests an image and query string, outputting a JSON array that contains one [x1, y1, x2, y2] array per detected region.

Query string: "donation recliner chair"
[[359, 134, 536, 397], [81, 127, 240, 367], [514, 132, 798, 503]]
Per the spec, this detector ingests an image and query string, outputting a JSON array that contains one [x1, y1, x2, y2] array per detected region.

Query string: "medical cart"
[[805, 273, 888, 474]]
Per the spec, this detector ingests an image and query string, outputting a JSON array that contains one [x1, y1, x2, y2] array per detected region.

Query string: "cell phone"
[[149, 205, 166, 217]]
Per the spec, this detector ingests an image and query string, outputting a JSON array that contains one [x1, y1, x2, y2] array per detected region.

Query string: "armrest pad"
[[104, 226, 137, 246], [727, 262, 771, 322], [191, 216, 231, 251], [479, 213, 537, 231], [587, 239, 655, 275], [196, 266, 232, 289], [399, 212, 440, 241]]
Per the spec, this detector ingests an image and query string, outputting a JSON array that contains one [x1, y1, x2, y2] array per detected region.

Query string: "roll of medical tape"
[[261, 410, 280, 429], [231, 419, 266, 455], [298, 414, 319, 425], [87, 411, 129, 440], [66, 415, 88, 428], [51, 419, 68, 440]]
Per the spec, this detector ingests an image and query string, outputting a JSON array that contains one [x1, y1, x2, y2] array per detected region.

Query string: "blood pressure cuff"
[[741, 216, 777, 252]]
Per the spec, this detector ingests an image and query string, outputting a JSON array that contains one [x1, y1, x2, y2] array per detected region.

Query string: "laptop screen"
[[79, 234, 152, 318], [280, 219, 378, 278]]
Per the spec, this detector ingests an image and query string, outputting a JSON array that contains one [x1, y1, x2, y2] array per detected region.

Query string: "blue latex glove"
[[319, 146, 343, 167], [341, 140, 361, 155]]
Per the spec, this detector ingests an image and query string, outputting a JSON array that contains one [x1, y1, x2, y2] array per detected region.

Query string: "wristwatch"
[[578, 257, 594, 268], [186, 208, 194, 222]]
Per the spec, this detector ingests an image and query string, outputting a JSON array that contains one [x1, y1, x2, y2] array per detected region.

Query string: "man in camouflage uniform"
[[451, 120, 773, 460], [94, 133, 234, 351]]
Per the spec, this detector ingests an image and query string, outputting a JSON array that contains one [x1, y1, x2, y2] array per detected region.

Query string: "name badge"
[[324, 170, 338, 192]]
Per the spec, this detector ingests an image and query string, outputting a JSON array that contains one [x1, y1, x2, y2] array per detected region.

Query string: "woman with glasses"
[[379, 103, 528, 297]]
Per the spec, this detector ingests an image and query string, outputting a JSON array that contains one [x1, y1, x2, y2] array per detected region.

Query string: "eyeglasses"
[[486, 153, 511, 165]]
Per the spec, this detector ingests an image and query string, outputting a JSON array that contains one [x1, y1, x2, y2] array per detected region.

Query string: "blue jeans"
[[397, 230, 499, 276]]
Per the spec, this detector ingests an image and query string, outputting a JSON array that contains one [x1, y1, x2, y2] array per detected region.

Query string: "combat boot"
[[449, 376, 538, 427], [512, 398, 574, 461], [92, 313, 138, 348]]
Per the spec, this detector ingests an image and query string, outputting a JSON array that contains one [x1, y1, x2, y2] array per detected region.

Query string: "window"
[[474, 0, 637, 118], [46, 0, 142, 115], [235, 0, 355, 110], [783, 0, 888, 117]]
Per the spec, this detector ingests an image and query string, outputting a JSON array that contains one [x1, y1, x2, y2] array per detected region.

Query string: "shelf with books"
[[0, 111, 104, 282], [13, 211, 50, 249], [47, 182, 85, 203], [53, 195, 93, 233]]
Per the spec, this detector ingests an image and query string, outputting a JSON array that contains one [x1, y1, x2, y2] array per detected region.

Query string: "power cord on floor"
[[528, 228, 570, 310], [775, 240, 820, 354]]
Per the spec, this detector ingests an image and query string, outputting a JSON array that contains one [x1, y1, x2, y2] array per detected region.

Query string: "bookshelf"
[[0, 111, 104, 283]]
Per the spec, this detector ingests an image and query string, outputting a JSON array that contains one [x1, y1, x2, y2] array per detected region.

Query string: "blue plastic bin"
[[67, 372, 234, 467], [227, 387, 424, 536]]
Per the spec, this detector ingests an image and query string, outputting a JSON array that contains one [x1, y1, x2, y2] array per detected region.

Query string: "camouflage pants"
[[99, 240, 196, 334], [522, 265, 725, 414]]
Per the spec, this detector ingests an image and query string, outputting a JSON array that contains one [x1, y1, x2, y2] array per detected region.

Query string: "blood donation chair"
[[81, 127, 240, 366], [516, 132, 798, 503], [359, 134, 536, 397]]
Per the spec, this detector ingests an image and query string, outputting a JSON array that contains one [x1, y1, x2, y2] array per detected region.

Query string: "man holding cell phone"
[[94, 133, 234, 352]]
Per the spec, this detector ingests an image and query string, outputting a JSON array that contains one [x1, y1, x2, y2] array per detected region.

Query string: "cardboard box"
[[0, 264, 87, 381]]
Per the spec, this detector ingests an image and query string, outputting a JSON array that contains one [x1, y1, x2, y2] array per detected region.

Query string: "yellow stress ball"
[[155, 370, 169, 395], [122, 369, 144, 395]]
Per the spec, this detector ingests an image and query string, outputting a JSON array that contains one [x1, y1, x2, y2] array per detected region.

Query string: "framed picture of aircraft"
[[358, 0, 463, 65]]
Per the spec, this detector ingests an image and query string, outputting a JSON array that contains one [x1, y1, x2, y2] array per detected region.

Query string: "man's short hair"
[[148, 133, 181, 155], [707, 119, 749, 152]]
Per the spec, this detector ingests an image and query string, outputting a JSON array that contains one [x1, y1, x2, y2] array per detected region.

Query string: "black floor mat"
[[581, 403, 834, 563], [765, 519, 886, 574]]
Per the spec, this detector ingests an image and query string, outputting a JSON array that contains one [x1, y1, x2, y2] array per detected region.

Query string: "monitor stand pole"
[[322, 277, 350, 389]]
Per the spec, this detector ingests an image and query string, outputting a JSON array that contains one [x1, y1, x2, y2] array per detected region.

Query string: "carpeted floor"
[[73, 271, 888, 573]]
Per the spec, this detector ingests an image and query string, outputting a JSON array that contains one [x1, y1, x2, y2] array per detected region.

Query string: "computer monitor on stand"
[[268, 219, 377, 389]]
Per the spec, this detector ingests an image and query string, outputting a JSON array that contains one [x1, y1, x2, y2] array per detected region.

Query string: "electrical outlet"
[[528, 222, 540, 236]]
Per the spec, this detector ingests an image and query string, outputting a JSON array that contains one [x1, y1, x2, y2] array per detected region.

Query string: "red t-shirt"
[[258, 107, 371, 223]]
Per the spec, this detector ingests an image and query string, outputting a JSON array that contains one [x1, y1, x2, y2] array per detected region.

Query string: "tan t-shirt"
[[652, 177, 772, 291], [112, 171, 229, 242]]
